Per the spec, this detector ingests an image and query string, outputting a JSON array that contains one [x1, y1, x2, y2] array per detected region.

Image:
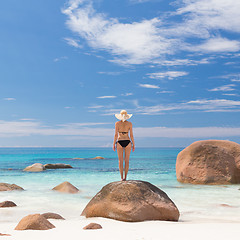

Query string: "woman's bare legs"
[[123, 143, 131, 180], [117, 142, 124, 180]]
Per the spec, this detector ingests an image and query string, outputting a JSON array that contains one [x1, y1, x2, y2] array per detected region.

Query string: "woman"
[[113, 110, 135, 181]]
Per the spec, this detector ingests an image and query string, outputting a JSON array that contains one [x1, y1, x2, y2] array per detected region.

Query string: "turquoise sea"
[[0, 147, 240, 224]]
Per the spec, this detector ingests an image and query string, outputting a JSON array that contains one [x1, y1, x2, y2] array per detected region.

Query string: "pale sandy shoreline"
[[1, 217, 240, 240]]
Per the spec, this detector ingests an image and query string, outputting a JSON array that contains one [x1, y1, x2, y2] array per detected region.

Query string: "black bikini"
[[117, 131, 131, 148], [118, 140, 131, 148]]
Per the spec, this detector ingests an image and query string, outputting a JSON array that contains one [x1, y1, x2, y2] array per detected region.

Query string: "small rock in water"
[[23, 163, 46, 172], [44, 163, 73, 169], [83, 223, 102, 230], [92, 156, 104, 159], [0, 201, 17, 208], [52, 181, 79, 194], [220, 204, 236, 208], [15, 214, 55, 230], [41, 212, 65, 220], [0, 183, 24, 191]]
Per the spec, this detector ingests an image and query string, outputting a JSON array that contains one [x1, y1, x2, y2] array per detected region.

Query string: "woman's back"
[[116, 120, 131, 140]]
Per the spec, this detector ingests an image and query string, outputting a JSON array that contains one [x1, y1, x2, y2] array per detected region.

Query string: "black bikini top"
[[119, 131, 128, 135]]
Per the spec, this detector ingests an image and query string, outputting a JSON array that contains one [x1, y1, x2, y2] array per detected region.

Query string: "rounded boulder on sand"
[[15, 214, 55, 230], [176, 140, 240, 184], [81, 180, 179, 222]]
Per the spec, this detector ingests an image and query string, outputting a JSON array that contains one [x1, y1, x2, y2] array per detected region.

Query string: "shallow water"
[[0, 147, 240, 223]]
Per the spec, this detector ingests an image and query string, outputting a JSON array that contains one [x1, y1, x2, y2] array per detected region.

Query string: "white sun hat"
[[115, 110, 132, 122]]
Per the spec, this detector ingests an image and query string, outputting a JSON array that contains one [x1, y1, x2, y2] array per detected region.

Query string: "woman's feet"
[[121, 178, 126, 181]]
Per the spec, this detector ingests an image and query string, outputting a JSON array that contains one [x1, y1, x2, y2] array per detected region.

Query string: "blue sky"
[[0, 0, 240, 147]]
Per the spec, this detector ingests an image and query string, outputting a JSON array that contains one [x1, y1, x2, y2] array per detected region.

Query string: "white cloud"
[[177, 0, 240, 34], [187, 37, 240, 53], [154, 58, 210, 66], [3, 98, 16, 101], [20, 118, 36, 121], [138, 83, 160, 89], [62, 1, 179, 65], [135, 98, 240, 115], [88, 105, 104, 108], [98, 71, 121, 75], [64, 37, 82, 48], [96, 98, 240, 115], [97, 95, 117, 99], [222, 93, 238, 96], [64, 106, 74, 109], [219, 73, 240, 80], [208, 84, 236, 92], [121, 93, 133, 96], [63, 0, 240, 65], [1, 120, 240, 139], [54, 56, 68, 62], [129, 0, 151, 4], [58, 122, 111, 127], [147, 71, 188, 80], [157, 91, 174, 94], [134, 127, 240, 138]]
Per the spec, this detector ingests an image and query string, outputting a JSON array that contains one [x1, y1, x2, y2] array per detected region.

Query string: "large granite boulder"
[[0, 201, 17, 208], [15, 214, 55, 230], [0, 183, 24, 191], [81, 180, 179, 222], [176, 140, 240, 184], [23, 163, 46, 172], [52, 181, 79, 194], [44, 163, 73, 169]]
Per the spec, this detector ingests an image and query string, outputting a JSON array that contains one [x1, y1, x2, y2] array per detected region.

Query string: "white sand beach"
[[1, 217, 240, 240]]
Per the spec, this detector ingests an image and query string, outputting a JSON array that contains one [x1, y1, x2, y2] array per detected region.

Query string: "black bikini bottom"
[[117, 140, 131, 148]]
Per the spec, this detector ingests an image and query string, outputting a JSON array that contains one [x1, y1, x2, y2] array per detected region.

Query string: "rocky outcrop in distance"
[[23, 163, 46, 172], [72, 156, 105, 160], [44, 163, 73, 169], [81, 180, 180, 222], [176, 140, 240, 184]]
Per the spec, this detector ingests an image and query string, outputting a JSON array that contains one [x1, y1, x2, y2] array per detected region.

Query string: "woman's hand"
[[132, 144, 135, 152], [113, 144, 116, 151]]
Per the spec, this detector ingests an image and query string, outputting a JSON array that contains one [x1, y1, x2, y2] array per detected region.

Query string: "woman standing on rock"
[[113, 110, 135, 181]]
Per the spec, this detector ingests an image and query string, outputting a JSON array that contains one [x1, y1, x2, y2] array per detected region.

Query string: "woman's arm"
[[113, 122, 118, 151], [129, 122, 135, 152]]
